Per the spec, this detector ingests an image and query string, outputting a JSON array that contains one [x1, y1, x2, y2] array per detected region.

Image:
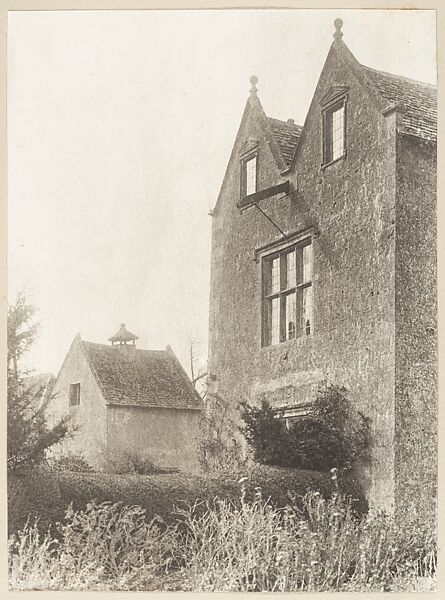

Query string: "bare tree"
[[188, 337, 207, 399]]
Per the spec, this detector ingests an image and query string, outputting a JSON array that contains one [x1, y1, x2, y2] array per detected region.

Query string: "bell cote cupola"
[[108, 323, 138, 348]]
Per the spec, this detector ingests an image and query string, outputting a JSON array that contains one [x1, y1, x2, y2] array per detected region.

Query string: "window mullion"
[[279, 253, 287, 341]]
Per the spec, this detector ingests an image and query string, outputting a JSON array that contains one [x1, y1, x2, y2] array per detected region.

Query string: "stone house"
[[48, 324, 203, 472], [208, 19, 436, 521]]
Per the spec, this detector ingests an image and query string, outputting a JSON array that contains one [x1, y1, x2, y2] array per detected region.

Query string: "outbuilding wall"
[[47, 337, 108, 470], [106, 405, 202, 473]]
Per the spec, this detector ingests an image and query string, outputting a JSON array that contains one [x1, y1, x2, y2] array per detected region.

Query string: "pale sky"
[[8, 9, 436, 377]]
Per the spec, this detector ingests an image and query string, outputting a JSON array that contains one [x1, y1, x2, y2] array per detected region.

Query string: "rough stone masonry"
[[208, 20, 437, 524]]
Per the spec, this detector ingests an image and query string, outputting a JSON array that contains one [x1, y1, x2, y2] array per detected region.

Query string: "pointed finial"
[[249, 75, 258, 95], [334, 18, 343, 41]]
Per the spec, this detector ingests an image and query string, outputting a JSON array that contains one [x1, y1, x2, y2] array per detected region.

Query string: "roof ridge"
[[267, 116, 303, 130], [81, 339, 166, 354], [361, 63, 436, 90]]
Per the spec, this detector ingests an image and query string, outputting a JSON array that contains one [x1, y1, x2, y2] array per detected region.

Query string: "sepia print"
[[7, 8, 437, 592]]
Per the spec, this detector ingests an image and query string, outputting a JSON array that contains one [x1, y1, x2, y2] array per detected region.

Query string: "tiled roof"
[[81, 341, 203, 411], [362, 65, 437, 142], [267, 117, 303, 165]]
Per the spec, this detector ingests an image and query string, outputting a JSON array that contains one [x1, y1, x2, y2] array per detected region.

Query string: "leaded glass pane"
[[302, 286, 313, 335], [271, 297, 280, 345], [286, 250, 296, 289], [246, 156, 257, 195], [285, 293, 296, 340], [271, 257, 280, 294], [302, 244, 312, 283], [332, 105, 344, 160]]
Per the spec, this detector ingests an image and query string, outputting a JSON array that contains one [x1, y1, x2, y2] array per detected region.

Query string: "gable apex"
[[240, 137, 259, 156], [320, 85, 349, 107]]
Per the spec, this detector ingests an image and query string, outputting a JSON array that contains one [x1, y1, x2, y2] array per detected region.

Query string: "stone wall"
[[394, 133, 437, 524], [47, 336, 108, 470], [106, 405, 202, 473], [209, 45, 399, 512]]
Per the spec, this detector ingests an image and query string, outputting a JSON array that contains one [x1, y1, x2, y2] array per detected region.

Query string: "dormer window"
[[241, 152, 258, 198], [245, 155, 257, 195], [324, 102, 345, 163], [321, 87, 348, 167]]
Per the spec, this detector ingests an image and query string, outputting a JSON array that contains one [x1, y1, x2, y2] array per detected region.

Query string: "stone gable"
[[208, 24, 436, 523]]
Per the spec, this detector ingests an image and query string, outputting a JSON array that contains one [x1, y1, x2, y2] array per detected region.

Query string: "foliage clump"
[[242, 383, 371, 473], [47, 453, 94, 473], [198, 392, 247, 474], [9, 487, 435, 592], [108, 451, 179, 475], [7, 294, 72, 471]]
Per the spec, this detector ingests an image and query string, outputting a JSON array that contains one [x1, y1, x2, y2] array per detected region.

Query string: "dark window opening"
[[69, 383, 80, 406]]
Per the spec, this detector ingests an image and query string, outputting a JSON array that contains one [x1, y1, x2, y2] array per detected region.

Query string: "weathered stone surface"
[[395, 134, 437, 527], [208, 38, 436, 521], [48, 336, 108, 470], [107, 405, 202, 472]]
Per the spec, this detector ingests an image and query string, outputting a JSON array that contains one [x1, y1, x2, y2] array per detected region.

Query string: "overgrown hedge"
[[8, 464, 367, 536]]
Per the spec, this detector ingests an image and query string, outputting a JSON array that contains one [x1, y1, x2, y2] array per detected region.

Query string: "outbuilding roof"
[[81, 341, 202, 411]]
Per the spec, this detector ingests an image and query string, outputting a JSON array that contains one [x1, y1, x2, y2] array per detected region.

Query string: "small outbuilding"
[[47, 324, 203, 472]]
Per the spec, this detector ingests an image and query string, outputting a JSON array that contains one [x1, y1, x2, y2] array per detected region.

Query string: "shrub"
[[8, 464, 366, 538], [242, 383, 371, 473], [46, 453, 94, 473], [198, 393, 247, 474], [242, 400, 292, 466], [108, 451, 179, 475], [8, 468, 64, 536], [237, 464, 367, 516], [310, 383, 371, 470]]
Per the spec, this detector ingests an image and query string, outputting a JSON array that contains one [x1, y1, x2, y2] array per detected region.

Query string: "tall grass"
[[175, 485, 436, 592], [9, 488, 436, 592], [9, 502, 177, 591]]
